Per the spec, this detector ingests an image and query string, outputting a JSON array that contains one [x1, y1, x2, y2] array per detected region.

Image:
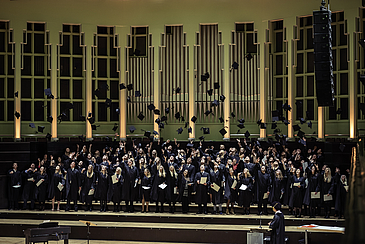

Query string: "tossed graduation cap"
[[159, 123, 165, 129], [244, 130, 250, 138], [282, 103, 292, 111], [297, 130, 305, 138], [116, 108, 120, 114], [153, 130, 159, 135], [155, 118, 161, 125], [220, 95, 226, 102], [231, 61, 239, 70], [199, 136, 205, 141], [105, 99, 112, 108], [79, 135, 84, 142], [38, 126, 45, 133], [295, 100, 303, 108], [120, 83, 126, 90], [214, 82, 220, 89], [134, 49, 140, 56], [339, 143, 345, 152], [91, 124, 99, 130], [298, 138, 306, 146], [336, 108, 342, 115], [307, 121, 312, 129], [360, 74, 365, 86], [187, 141, 194, 147], [272, 110, 279, 122], [211, 99, 219, 107], [275, 133, 281, 142], [175, 87, 181, 93], [147, 104, 156, 111], [129, 125, 136, 133], [184, 122, 189, 128], [177, 127, 183, 134], [165, 107, 170, 114], [112, 124, 118, 132], [191, 116, 197, 123], [201, 72, 210, 81], [257, 119, 262, 126], [238, 118, 245, 124], [260, 123, 266, 129], [300, 118, 306, 124], [219, 117, 224, 123], [29, 123, 36, 128], [161, 116, 167, 122], [188, 127, 192, 133], [46, 133, 52, 141], [271, 122, 277, 129], [207, 89, 213, 96], [293, 124, 301, 131], [204, 110, 213, 116], [144, 131, 151, 137], [79, 115, 85, 122], [88, 116, 95, 124], [44, 88, 54, 99], [93, 88, 101, 98], [137, 112, 145, 121], [15, 91, 18, 98], [231, 112, 236, 118], [273, 128, 281, 134], [127, 84, 133, 91], [246, 53, 253, 61], [201, 127, 210, 134], [175, 112, 181, 120], [219, 128, 227, 136], [57, 112, 67, 122], [181, 116, 185, 122], [127, 96, 131, 102], [135, 91, 141, 97], [283, 120, 290, 126], [237, 123, 245, 129]]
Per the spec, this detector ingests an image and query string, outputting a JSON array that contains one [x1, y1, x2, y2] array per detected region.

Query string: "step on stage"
[[0, 205, 345, 244]]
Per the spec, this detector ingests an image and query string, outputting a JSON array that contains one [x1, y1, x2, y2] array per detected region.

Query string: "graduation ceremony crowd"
[[7, 137, 349, 219]]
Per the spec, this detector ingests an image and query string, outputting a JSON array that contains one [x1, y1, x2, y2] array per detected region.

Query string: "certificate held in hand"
[[112, 174, 118, 184], [263, 193, 269, 199], [293, 182, 300, 187], [36, 179, 44, 187], [200, 177, 207, 184], [211, 183, 220, 192], [88, 188, 95, 196], [324, 194, 333, 201], [239, 184, 248, 191], [57, 182, 64, 191], [231, 180, 237, 189], [159, 183, 167, 189], [311, 192, 320, 199]]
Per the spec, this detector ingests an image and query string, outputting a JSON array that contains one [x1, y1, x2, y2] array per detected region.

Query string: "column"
[[187, 24, 196, 141], [318, 107, 325, 139], [286, 18, 297, 139], [221, 23, 231, 141], [259, 21, 269, 139], [84, 24, 94, 141]]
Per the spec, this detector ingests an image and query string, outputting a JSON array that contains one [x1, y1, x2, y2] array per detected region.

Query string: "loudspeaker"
[[313, 6, 334, 106]]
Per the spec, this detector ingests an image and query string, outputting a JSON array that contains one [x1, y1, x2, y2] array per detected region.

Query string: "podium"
[[247, 228, 269, 244]]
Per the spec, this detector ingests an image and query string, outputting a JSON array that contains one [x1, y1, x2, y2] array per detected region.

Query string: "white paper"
[[200, 177, 207, 184], [263, 193, 269, 199], [88, 189, 94, 195], [36, 179, 44, 187], [344, 186, 349, 191], [174, 187, 178, 194], [13, 185, 21, 188], [211, 183, 220, 192], [311, 192, 320, 199], [293, 182, 300, 187], [231, 180, 237, 189], [112, 174, 118, 184], [323, 194, 333, 201], [27, 177, 34, 182], [239, 184, 248, 191], [57, 182, 64, 191], [142, 186, 151, 190], [159, 183, 167, 189]]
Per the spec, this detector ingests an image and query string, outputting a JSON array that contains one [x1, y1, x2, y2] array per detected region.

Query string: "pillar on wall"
[[286, 18, 297, 139], [318, 106, 325, 139], [221, 23, 231, 141], [13, 22, 23, 141], [187, 24, 196, 141], [49, 22, 59, 141], [84, 24, 94, 141], [346, 10, 358, 139], [151, 26, 161, 140], [116, 26, 128, 141], [259, 21, 269, 139]]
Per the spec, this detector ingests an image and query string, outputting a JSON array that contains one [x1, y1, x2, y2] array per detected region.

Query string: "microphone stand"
[[259, 211, 262, 229]]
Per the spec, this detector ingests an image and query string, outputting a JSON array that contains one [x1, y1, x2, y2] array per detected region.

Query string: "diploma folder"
[[57, 183, 64, 191], [36, 179, 43, 187], [200, 177, 207, 184], [311, 192, 320, 199], [231, 180, 237, 189], [212, 183, 220, 192], [239, 184, 248, 191], [323, 194, 333, 201]]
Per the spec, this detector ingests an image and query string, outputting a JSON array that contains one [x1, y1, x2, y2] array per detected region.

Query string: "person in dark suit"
[[268, 202, 285, 244], [48, 165, 64, 211], [121, 159, 139, 213], [8, 162, 22, 210], [35, 166, 48, 211], [22, 163, 37, 210], [195, 164, 210, 214], [96, 165, 109, 212], [65, 161, 81, 211]]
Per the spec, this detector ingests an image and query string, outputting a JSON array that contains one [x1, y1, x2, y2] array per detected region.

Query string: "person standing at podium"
[[268, 202, 285, 244]]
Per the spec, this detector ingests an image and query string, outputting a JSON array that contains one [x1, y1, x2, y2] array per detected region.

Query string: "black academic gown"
[[210, 169, 224, 205], [22, 169, 37, 201], [194, 171, 210, 204], [121, 162, 139, 201], [35, 173, 49, 202], [8, 169, 22, 202], [48, 172, 65, 201], [80, 172, 96, 204], [269, 211, 285, 244], [96, 171, 109, 201], [269, 176, 285, 204], [238, 176, 253, 207], [65, 168, 81, 201], [288, 176, 305, 208], [303, 168, 320, 207], [107, 173, 123, 203], [224, 170, 238, 202]]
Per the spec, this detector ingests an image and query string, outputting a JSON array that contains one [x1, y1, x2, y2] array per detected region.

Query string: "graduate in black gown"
[[22, 163, 37, 210], [256, 165, 271, 215], [48, 165, 64, 211], [80, 165, 96, 211], [195, 164, 210, 214], [35, 166, 48, 211], [107, 167, 123, 212], [141, 168, 152, 212], [65, 162, 81, 211], [268, 169, 285, 204], [156, 165, 167, 213], [335, 174, 348, 219], [177, 169, 193, 214], [8, 163, 22, 210], [96, 165, 109, 212], [289, 168, 305, 217], [238, 168, 253, 214], [210, 163, 224, 214], [269, 202, 285, 244], [121, 159, 139, 213], [167, 165, 178, 213], [320, 166, 334, 218], [303, 164, 320, 218], [224, 167, 238, 215]]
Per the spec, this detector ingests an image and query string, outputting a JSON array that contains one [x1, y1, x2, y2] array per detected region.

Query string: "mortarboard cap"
[[15, 91, 18, 98], [283, 120, 290, 126], [137, 112, 145, 121], [246, 53, 253, 61], [219, 128, 227, 136], [282, 103, 292, 111], [127, 84, 133, 91], [295, 100, 303, 108], [300, 118, 306, 124], [272, 110, 279, 122], [46, 133, 52, 141], [116, 108, 120, 114], [201, 72, 210, 81], [165, 107, 170, 114], [181, 116, 185, 122], [274, 128, 281, 134], [29, 123, 36, 128], [260, 123, 266, 129], [38, 126, 45, 133], [232, 62, 239, 70], [175, 87, 181, 93], [188, 127, 192, 133], [336, 108, 342, 115], [297, 130, 305, 138], [237, 123, 245, 129], [155, 118, 161, 125], [79, 115, 85, 121], [204, 110, 213, 116], [307, 121, 312, 129], [238, 118, 245, 124], [199, 136, 205, 141], [212, 99, 219, 107], [214, 82, 220, 89], [112, 124, 118, 132], [293, 124, 301, 131], [175, 112, 181, 120], [129, 126, 136, 133], [207, 89, 213, 96], [147, 104, 155, 111], [184, 122, 188, 128], [91, 124, 98, 130], [272, 122, 277, 129], [135, 91, 141, 97], [161, 116, 167, 122], [257, 119, 262, 126], [105, 99, 112, 108], [44, 88, 54, 99], [177, 127, 183, 134], [159, 123, 165, 129], [191, 116, 197, 123], [359, 74, 365, 86], [88, 116, 95, 124], [153, 130, 159, 135], [219, 117, 224, 123], [298, 138, 306, 146], [339, 143, 345, 152], [272, 202, 281, 211], [127, 96, 131, 102], [120, 83, 126, 90], [220, 95, 226, 102], [245, 130, 250, 138], [144, 131, 151, 137], [100, 83, 109, 90], [202, 127, 210, 134], [231, 112, 235, 118], [93, 88, 101, 98]]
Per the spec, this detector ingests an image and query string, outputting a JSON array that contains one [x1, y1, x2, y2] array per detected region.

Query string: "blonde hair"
[[169, 166, 177, 179], [324, 167, 332, 183], [159, 166, 166, 178], [276, 169, 283, 180]]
